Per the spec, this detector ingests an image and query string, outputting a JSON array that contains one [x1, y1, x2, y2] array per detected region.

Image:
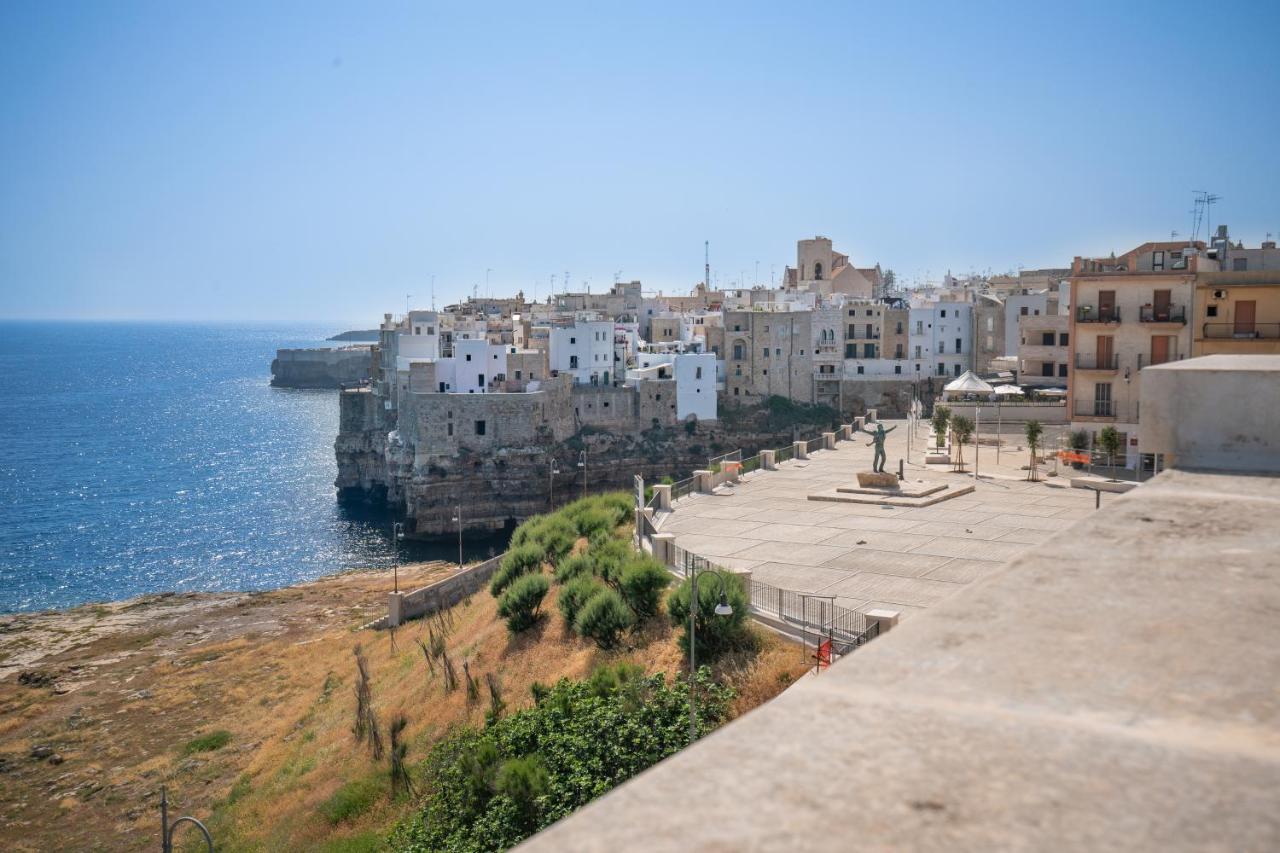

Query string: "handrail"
[[1202, 322, 1280, 340]]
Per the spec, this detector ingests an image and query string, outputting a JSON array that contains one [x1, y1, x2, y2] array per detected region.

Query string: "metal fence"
[[707, 449, 742, 470], [671, 476, 698, 501], [740, 454, 762, 475], [668, 545, 879, 657], [774, 445, 795, 464], [805, 436, 825, 454]]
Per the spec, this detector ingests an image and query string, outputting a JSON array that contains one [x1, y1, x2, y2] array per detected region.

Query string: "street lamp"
[[160, 786, 213, 853], [687, 562, 734, 743], [548, 458, 560, 510], [450, 505, 463, 567], [577, 450, 587, 499], [392, 521, 406, 593]]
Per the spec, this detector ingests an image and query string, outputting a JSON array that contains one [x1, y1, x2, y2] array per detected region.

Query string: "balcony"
[[1139, 305, 1186, 324], [1203, 322, 1280, 340], [1074, 400, 1117, 419], [1076, 307, 1121, 324], [1074, 353, 1118, 371]]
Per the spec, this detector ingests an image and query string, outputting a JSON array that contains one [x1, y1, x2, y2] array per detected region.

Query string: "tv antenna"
[[431, 276, 436, 311], [405, 293, 412, 314], [704, 240, 710, 291]]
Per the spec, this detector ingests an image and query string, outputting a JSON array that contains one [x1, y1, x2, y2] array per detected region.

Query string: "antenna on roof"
[[431, 276, 436, 311], [704, 240, 710, 292]]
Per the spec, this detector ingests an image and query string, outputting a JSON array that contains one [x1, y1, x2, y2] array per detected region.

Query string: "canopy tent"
[[942, 371, 996, 398], [1035, 387, 1068, 397], [993, 384, 1024, 396]]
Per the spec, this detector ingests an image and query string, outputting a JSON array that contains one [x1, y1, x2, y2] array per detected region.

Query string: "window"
[[866, 309, 873, 317], [986, 317, 993, 331], [1058, 363, 1068, 377], [1207, 305, 1218, 317], [1233, 257, 1248, 271], [733, 343, 744, 360], [895, 344, 903, 358], [814, 262, 823, 280], [415, 326, 421, 334], [478, 374, 485, 387], [762, 348, 769, 358], [937, 363, 946, 376], [1042, 362, 1054, 377], [939, 341, 946, 354], [941, 309, 947, 318], [775, 347, 781, 356], [515, 370, 522, 380], [733, 387, 739, 396], [465, 353, 472, 361], [954, 364, 962, 377], [762, 369, 768, 376], [439, 382, 446, 392], [894, 365, 902, 374], [474, 420, 486, 436], [1059, 333, 1069, 346], [570, 336, 576, 344], [856, 365, 864, 374], [447, 422, 453, 436], [955, 338, 962, 353], [864, 343, 875, 358], [848, 324, 856, 338], [896, 322, 903, 333], [1152, 250, 1165, 270], [1042, 332, 1055, 346], [845, 343, 855, 358], [1020, 306, 1029, 316], [914, 345, 922, 358], [569, 355, 579, 369]]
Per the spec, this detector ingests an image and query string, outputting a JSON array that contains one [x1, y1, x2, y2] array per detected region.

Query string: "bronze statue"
[[860, 423, 897, 473]]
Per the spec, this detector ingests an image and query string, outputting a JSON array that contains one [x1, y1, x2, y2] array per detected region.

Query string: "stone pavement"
[[654, 419, 1097, 618]]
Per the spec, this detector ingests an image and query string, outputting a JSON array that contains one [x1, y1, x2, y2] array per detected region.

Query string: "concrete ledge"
[[1070, 476, 1139, 494], [836, 481, 948, 498], [807, 482, 975, 507]]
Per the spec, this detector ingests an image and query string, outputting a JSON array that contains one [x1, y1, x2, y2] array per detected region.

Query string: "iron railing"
[[671, 476, 697, 501], [805, 436, 825, 454], [1139, 305, 1186, 323], [1076, 306, 1121, 323], [740, 454, 762, 475], [1073, 353, 1118, 370], [774, 445, 795, 464], [707, 449, 742, 470], [1074, 400, 1115, 418], [1203, 322, 1280, 340]]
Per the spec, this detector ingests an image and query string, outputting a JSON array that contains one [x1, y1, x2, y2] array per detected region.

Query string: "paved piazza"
[[654, 419, 1099, 618]]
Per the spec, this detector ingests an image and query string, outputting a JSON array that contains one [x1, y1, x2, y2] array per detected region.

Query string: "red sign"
[[815, 639, 832, 670]]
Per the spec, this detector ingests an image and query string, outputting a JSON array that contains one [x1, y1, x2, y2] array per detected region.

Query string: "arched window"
[[814, 262, 824, 280]]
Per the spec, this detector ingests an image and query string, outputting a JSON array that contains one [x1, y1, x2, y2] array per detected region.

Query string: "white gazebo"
[[942, 371, 996, 400]]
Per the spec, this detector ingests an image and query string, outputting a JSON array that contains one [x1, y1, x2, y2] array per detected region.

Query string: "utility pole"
[[548, 458, 559, 509], [705, 241, 711, 291], [451, 505, 463, 567], [577, 450, 587, 499]]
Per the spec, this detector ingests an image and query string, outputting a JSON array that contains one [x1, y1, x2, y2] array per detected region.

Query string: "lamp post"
[[160, 786, 213, 853], [451, 505, 463, 567], [391, 521, 405, 593], [577, 450, 587, 499], [548, 458, 560, 510], [687, 562, 734, 744]]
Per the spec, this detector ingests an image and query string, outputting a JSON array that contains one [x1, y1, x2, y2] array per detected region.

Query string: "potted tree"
[[1025, 420, 1043, 482], [950, 415, 974, 473], [1098, 425, 1122, 478], [1069, 430, 1089, 469], [931, 405, 951, 451]]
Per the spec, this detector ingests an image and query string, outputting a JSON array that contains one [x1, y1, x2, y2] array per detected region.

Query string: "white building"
[[1003, 291, 1050, 356], [627, 351, 717, 421], [550, 320, 616, 385], [909, 302, 973, 379]]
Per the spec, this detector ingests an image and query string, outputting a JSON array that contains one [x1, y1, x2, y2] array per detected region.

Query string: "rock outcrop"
[[271, 346, 372, 389]]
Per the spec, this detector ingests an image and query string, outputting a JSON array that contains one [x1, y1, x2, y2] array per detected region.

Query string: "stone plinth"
[[856, 471, 899, 489]]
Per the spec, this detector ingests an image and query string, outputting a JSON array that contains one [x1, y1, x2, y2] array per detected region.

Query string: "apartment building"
[[1193, 269, 1280, 356], [723, 308, 813, 403], [1068, 241, 1198, 466], [909, 301, 973, 379], [549, 320, 616, 386], [1017, 315, 1070, 386]]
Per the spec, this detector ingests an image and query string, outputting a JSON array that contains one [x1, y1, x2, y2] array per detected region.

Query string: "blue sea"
[[0, 322, 492, 613]]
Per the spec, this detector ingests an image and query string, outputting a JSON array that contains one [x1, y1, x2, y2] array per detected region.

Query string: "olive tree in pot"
[[1098, 425, 1122, 478], [1069, 430, 1090, 469], [931, 405, 951, 450], [950, 415, 974, 472], [1025, 420, 1043, 482]]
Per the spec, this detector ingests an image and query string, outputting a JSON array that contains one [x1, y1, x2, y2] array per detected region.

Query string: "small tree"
[[389, 714, 415, 798], [1069, 429, 1089, 470], [574, 588, 635, 649], [618, 556, 672, 619], [557, 575, 604, 628], [553, 553, 593, 584], [1098, 425, 1122, 473], [932, 405, 951, 449], [667, 571, 751, 661], [1025, 420, 1044, 481], [489, 544, 543, 597], [950, 415, 974, 471], [497, 574, 550, 633]]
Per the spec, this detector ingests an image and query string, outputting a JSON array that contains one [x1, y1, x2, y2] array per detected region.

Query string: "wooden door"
[[1153, 290, 1171, 321], [1099, 290, 1116, 320], [1095, 335, 1113, 368], [1150, 335, 1169, 366], [1235, 300, 1256, 335]]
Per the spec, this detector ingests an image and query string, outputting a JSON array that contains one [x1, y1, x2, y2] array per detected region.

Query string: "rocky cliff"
[[271, 346, 372, 389], [335, 388, 842, 539]]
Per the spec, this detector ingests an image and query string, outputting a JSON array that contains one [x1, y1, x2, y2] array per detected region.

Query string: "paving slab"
[[907, 537, 1028, 562], [821, 549, 953, 578], [925, 558, 1006, 584], [733, 541, 851, 565], [819, 573, 964, 608], [820, 529, 938, 553], [739, 522, 843, 544]]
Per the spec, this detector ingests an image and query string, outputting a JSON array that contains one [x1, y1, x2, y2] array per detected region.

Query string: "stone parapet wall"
[[271, 346, 372, 388]]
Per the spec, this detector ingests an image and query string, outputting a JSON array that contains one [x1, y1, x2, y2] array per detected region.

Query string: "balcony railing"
[[1077, 307, 1121, 324], [1203, 322, 1280, 340], [1139, 305, 1186, 324], [1136, 353, 1186, 369], [1074, 400, 1115, 418], [1074, 353, 1118, 371]]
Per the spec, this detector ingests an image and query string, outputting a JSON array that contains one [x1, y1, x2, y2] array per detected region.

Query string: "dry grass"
[[0, 556, 808, 853]]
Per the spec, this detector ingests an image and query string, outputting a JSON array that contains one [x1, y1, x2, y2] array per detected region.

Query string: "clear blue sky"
[[2, 1, 1277, 324]]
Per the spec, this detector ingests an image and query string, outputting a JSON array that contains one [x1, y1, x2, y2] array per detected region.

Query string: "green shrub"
[[392, 670, 734, 852], [321, 775, 383, 825], [618, 556, 671, 618], [574, 589, 635, 649], [508, 515, 546, 550], [182, 729, 232, 754], [572, 507, 615, 539], [497, 574, 550, 633], [553, 553, 593, 584], [667, 570, 751, 660], [557, 576, 604, 627], [532, 517, 577, 563], [489, 544, 543, 597], [587, 537, 631, 585]]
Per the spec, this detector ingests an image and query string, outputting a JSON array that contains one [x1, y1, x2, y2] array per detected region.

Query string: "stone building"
[[722, 307, 814, 403], [1193, 269, 1280, 356]]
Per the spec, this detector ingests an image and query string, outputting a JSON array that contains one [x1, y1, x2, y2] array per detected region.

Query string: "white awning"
[[943, 371, 996, 395], [993, 384, 1023, 395]]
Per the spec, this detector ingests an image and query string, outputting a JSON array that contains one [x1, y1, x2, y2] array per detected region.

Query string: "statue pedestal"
[[856, 472, 900, 489]]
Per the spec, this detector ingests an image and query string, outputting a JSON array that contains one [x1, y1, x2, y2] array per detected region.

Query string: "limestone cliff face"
[[271, 347, 372, 389], [335, 384, 837, 539]]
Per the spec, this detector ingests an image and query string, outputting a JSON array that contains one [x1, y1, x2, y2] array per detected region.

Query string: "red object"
[[815, 639, 832, 669]]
